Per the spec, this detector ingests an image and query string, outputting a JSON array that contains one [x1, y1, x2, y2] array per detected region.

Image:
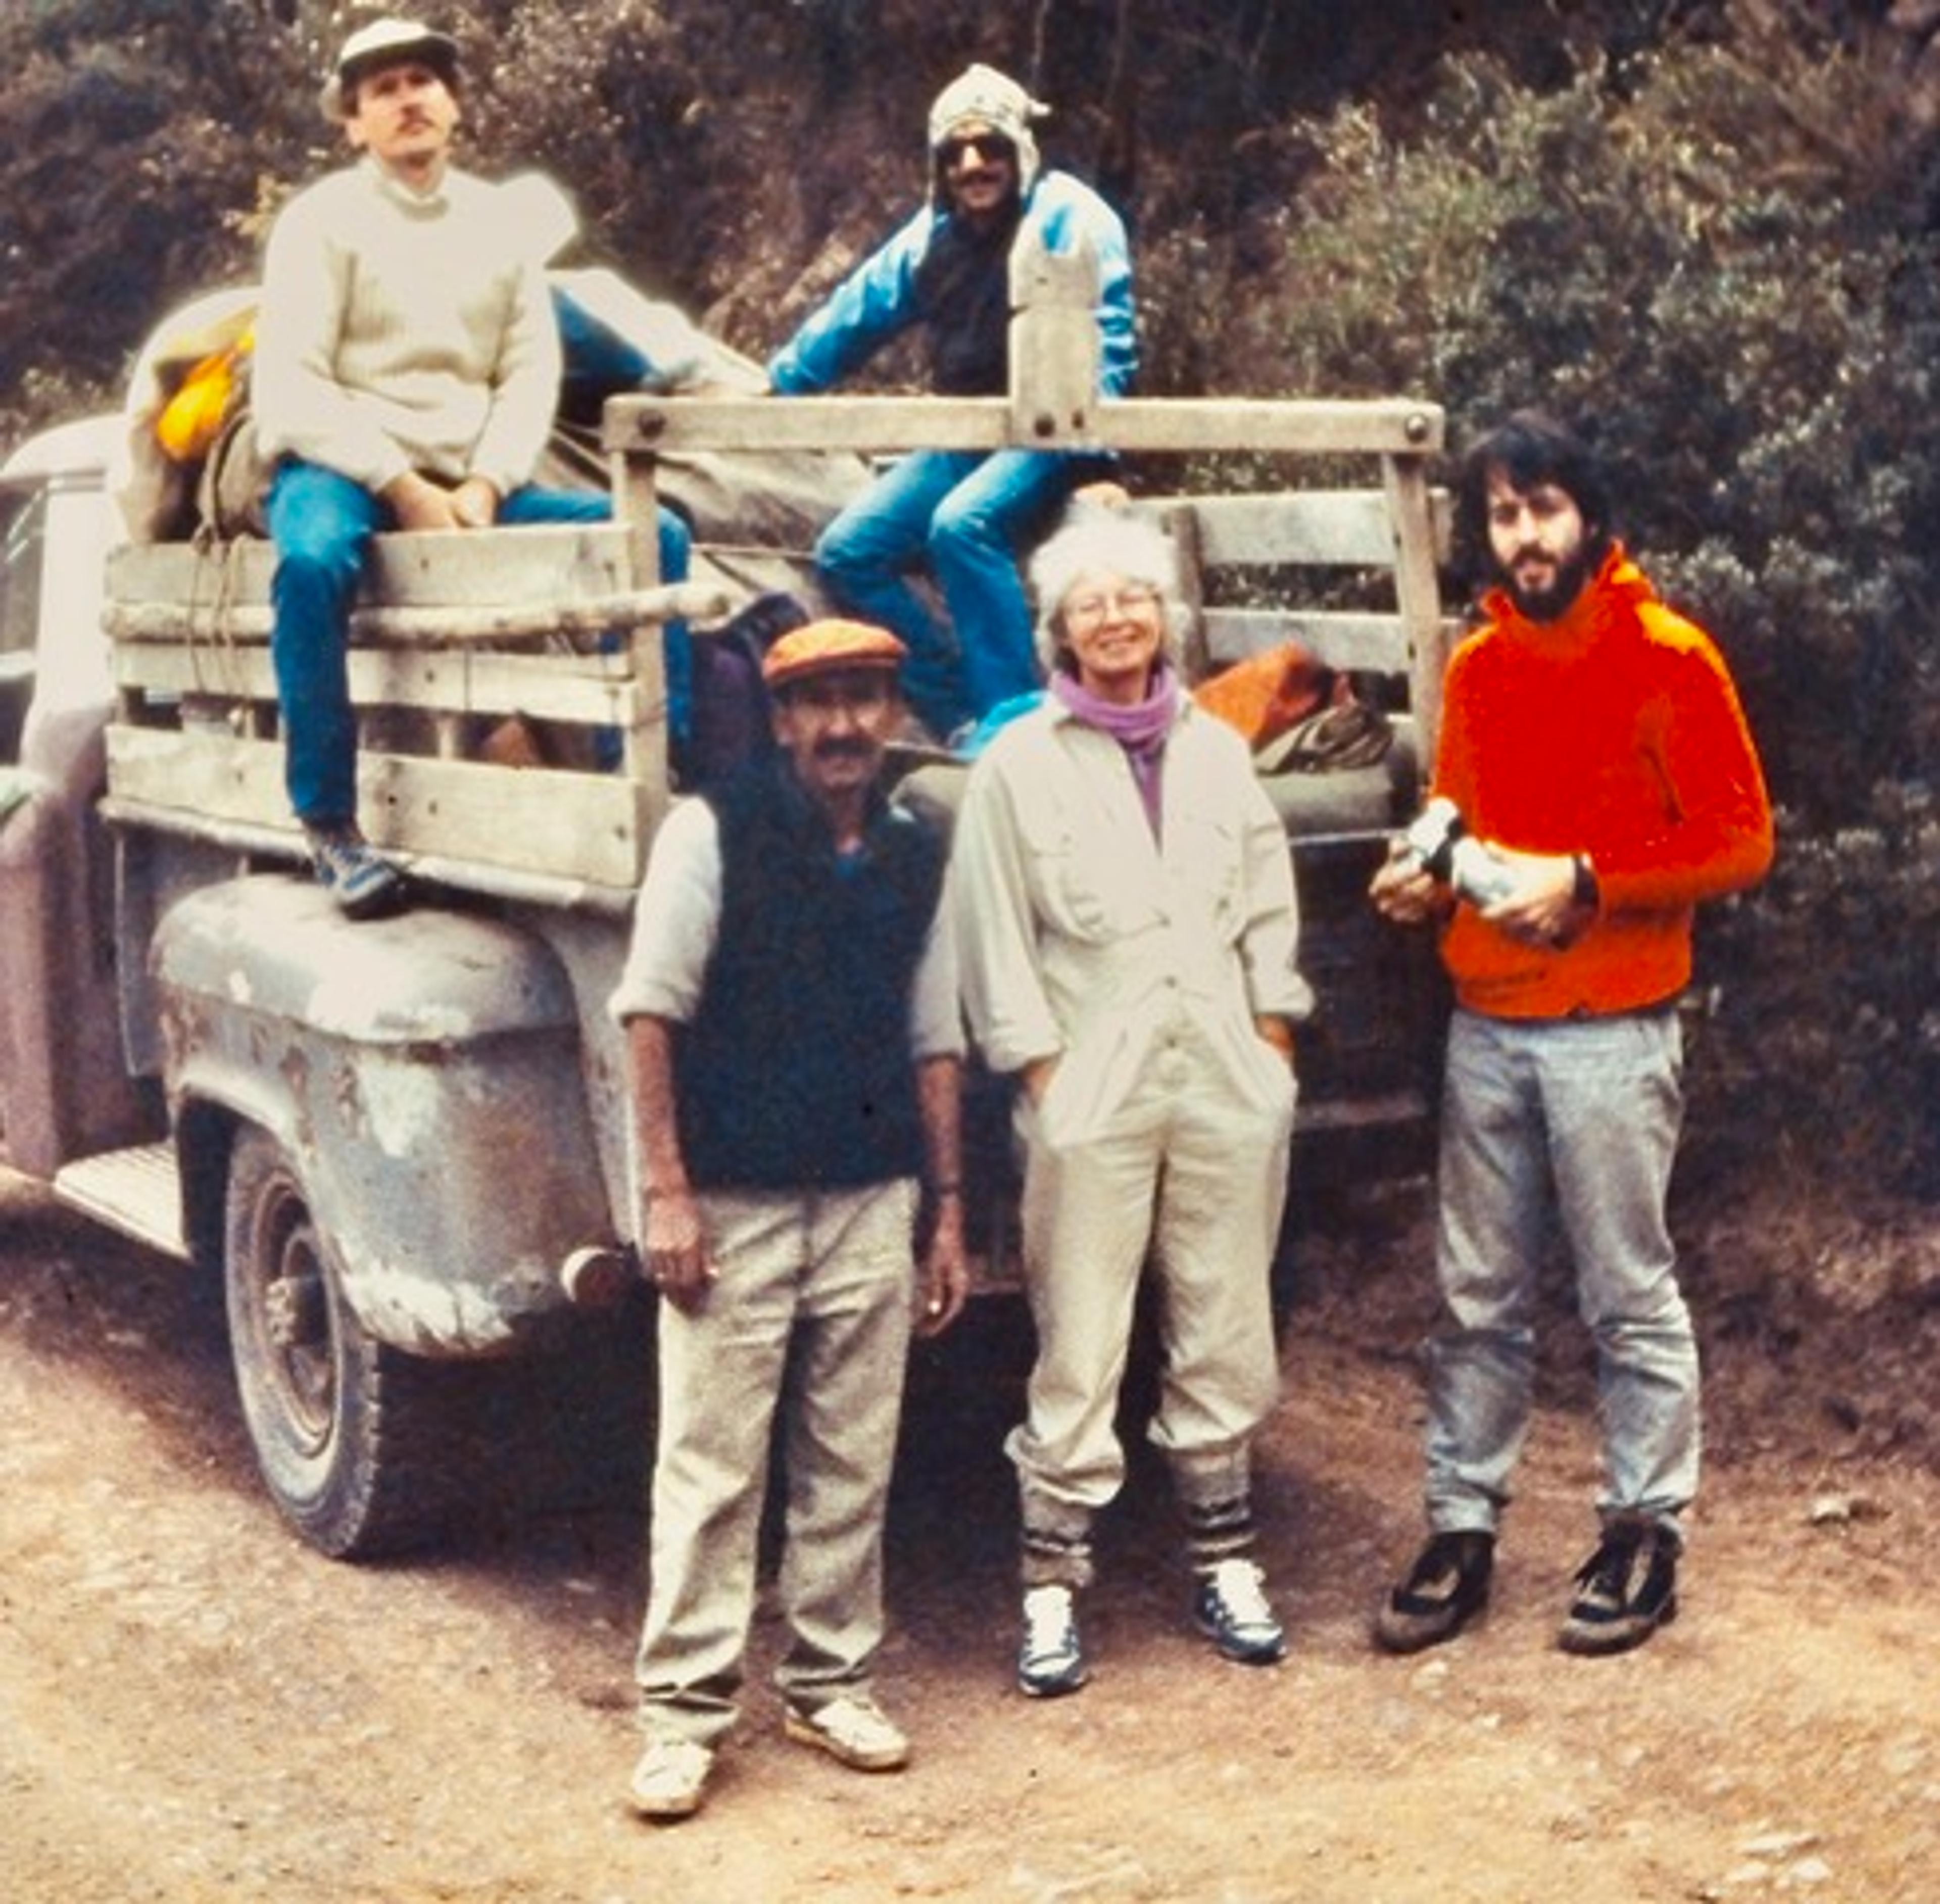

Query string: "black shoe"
[[1373, 1530, 1494, 1654], [1558, 1521, 1679, 1656]]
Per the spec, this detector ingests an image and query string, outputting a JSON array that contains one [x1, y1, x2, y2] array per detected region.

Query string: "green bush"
[[1684, 782, 1940, 1201], [1176, 44, 1940, 828], [1147, 37, 1940, 1200]]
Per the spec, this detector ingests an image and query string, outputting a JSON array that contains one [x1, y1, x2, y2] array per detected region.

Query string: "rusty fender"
[[152, 875, 613, 1357]]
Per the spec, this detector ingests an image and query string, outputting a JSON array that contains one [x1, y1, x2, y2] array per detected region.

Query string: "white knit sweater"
[[253, 159, 560, 497]]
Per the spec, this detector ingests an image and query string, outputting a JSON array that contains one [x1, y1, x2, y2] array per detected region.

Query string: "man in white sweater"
[[253, 16, 689, 915]]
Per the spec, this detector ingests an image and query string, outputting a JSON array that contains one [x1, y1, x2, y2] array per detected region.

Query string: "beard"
[[1498, 541, 1596, 623]]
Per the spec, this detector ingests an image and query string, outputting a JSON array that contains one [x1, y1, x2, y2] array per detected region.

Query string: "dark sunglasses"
[[939, 132, 1015, 169]]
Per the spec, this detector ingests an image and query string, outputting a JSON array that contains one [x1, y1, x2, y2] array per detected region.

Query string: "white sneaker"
[[1193, 1557, 1287, 1665], [628, 1735, 714, 1819], [1018, 1583, 1090, 1697], [784, 1693, 910, 1771]]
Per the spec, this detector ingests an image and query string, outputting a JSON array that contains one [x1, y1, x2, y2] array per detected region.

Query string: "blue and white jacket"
[[767, 171, 1138, 401]]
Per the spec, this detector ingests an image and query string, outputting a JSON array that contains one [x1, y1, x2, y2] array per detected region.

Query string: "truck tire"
[[223, 1124, 469, 1559]]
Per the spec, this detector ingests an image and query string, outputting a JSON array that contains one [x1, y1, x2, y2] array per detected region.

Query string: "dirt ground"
[[2, 1162, 1936, 1904]]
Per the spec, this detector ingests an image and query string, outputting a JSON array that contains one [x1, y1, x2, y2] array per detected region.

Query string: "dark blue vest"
[[675, 759, 946, 1191]]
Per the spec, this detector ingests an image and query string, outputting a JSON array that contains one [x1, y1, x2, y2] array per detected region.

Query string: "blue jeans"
[[1423, 1007, 1697, 1540], [813, 447, 1086, 740], [266, 459, 692, 824]]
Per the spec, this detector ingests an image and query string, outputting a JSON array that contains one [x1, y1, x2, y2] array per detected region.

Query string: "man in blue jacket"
[[767, 64, 1137, 743]]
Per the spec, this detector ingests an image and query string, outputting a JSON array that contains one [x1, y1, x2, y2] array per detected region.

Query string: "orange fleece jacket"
[[1433, 546, 1774, 1019]]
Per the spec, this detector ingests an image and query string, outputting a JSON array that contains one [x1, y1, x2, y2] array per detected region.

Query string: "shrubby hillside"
[[1, 0, 1934, 1205]]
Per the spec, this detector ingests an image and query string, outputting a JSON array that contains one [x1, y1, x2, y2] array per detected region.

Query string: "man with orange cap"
[[610, 619, 967, 1820]]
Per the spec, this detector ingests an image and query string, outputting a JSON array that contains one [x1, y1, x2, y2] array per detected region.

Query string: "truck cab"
[[1, 418, 153, 1183]]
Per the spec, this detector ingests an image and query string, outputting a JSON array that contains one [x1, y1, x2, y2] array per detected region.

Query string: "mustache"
[[812, 737, 874, 760]]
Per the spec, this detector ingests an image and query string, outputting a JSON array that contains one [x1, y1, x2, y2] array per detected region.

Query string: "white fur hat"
[[928, 63, 1047, 197], [1029, 511, 1188, 675]]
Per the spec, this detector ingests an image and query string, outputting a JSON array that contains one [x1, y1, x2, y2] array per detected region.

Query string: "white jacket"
[[952, 695, 1313, 1140]]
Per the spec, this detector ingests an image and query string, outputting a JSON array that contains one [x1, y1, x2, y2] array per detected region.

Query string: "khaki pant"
[[635, 1178, 918, 1746], [1009, 1026, 1294, 1587]]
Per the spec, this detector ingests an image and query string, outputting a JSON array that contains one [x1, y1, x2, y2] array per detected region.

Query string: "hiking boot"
[[627, 1735, 713, 1820], [304, 823, 406, 919], [1192, 1557, 1288, 1665], [1017, 1583, 1090, 1698], [1558, 1522, 1679, 1656], [783, 1694, 910, 1772], [1373, 1530, 1494, 1654]]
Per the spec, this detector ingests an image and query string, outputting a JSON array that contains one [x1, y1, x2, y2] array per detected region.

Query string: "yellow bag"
[[155, 328, 253, 464]]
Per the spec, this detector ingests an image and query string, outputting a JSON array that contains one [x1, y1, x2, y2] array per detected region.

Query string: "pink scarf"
[[1051, 662, 1180, 840]]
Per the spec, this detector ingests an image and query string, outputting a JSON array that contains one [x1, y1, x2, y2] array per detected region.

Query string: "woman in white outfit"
[[951, 511, 1313, 1696]]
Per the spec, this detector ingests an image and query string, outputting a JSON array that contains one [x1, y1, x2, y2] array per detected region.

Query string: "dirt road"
[[2, 1166, 1935, 1903]]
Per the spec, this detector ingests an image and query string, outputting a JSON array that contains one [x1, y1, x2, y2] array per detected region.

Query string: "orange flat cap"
[[760, 618, 908, 691]]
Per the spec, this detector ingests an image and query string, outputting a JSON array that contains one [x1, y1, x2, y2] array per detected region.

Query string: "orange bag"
[[1192, 640, 1339, 748]]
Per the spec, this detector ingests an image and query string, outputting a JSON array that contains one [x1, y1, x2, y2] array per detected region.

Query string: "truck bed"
[[101, 524, 693, 908]]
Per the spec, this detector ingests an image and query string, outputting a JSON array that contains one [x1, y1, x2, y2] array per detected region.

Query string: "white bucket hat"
[[319, 16, 460, 122]]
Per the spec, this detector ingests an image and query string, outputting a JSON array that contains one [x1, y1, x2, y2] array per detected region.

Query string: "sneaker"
[[1192, 1557, 1288, 1665], [1017, 1583, 1090, 1697], [783, 1694, 910, 1772], [1558, 1522, 1679, 1656], [304, 823, 406, 920], [1373, 1530, 1494, 1654], [627, 1735, 713, 1820]]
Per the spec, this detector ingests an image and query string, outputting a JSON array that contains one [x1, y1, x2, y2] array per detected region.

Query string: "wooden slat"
[[1140, 491, 1396, 569], [606, 394, 1444, 459], [1136, 488, 1454, 571], [1201, 608, 1415, 673], [112, 642, 648, 729], [104, 582, 720, 648], [97, 797, 639, 914], [105, 523, 639, 612], [610, 451, 671, 849], [104, 727, 643, 888], [1008, 245, 1103, 446], [1383, 455, 1453, 786]]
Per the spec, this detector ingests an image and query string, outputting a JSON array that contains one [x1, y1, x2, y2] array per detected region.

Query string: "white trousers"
[[635, 1178, 917, 1745], [1009, 1026, 1294, 1586]]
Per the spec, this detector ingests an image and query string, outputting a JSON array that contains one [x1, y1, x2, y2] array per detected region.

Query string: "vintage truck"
[[0, 300, 1452, 1560]]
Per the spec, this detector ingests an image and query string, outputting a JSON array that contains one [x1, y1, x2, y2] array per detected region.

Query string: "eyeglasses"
[[939, 132, 1015, 169], [1062, 583, 1162, 628]]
